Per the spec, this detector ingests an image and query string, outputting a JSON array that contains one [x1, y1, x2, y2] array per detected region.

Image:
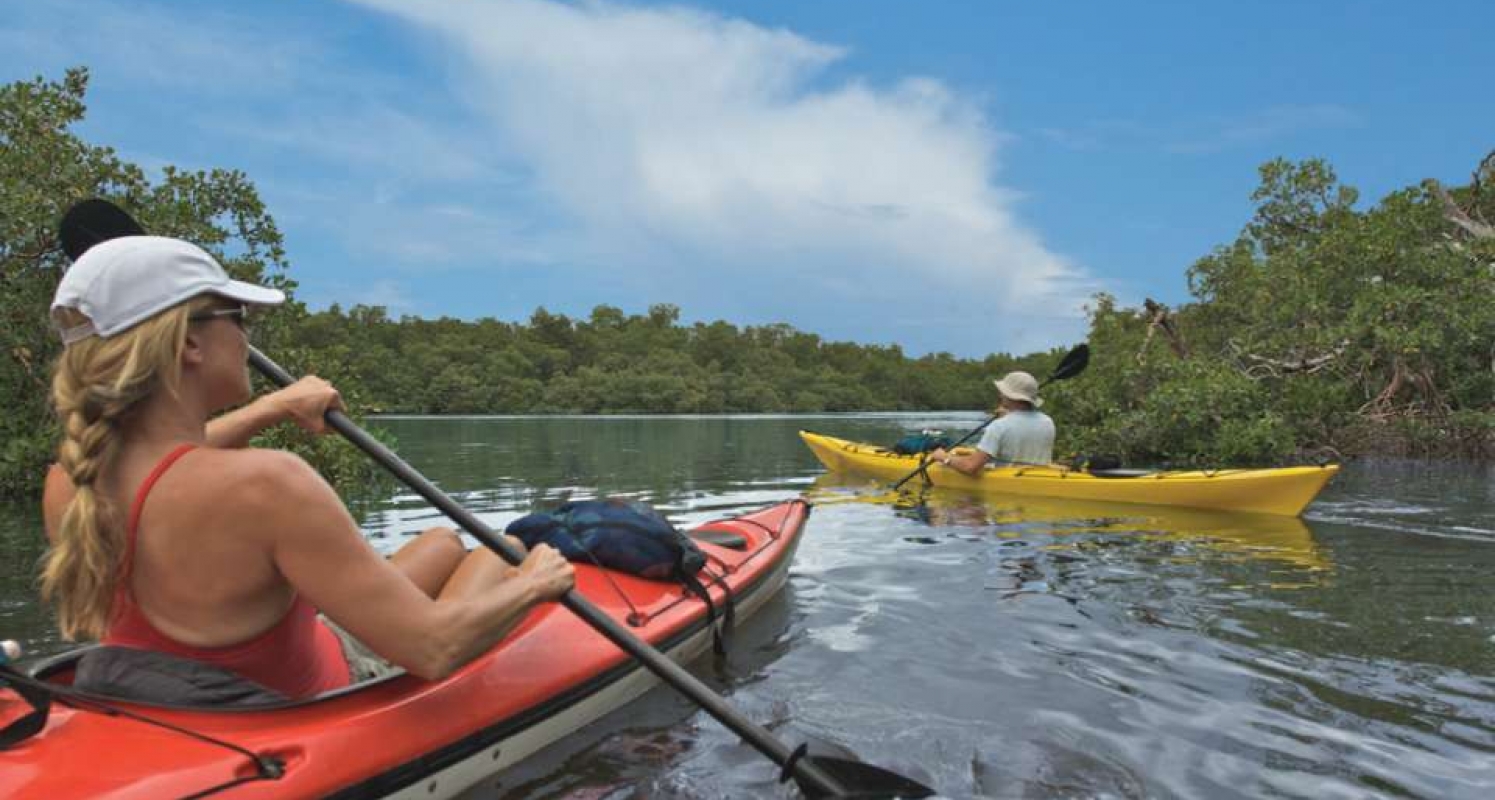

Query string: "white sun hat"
[[52, 236, 284, 344], [993, 371, 1043, 407]]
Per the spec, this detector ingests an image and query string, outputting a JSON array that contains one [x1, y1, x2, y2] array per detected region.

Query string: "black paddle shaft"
[[248, 348, 925, 799]]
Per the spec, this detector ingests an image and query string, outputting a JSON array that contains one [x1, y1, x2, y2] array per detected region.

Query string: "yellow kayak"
[[799, 431, 1339, 517]]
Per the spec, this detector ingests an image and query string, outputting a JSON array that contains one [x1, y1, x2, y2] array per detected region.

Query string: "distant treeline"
[[4, 69, 1493, 499], [291, 302, 1036, 415]]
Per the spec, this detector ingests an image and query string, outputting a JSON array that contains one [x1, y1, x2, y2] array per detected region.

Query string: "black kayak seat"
[[688, 527, 749, 550], [71, 645, 289, 708], [1087, 468, 1157, 479]]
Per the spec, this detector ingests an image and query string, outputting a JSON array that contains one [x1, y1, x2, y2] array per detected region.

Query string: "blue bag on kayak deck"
[[891, 432, 953, 455], [506, 498, 733, 653], [505, 498, 705, 581]]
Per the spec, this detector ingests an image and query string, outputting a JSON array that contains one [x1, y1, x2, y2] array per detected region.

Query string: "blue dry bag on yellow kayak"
[[891, 432, 953, 455]]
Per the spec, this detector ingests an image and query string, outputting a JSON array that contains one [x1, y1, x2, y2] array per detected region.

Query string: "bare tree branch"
[[1425, 178, 1495, 240], [1228, 339, 1348, 379], [1136, 298, 1189, 365]]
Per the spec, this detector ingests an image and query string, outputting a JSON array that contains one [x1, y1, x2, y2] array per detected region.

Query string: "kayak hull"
[[800, 431, 1337, 516], [0, 500, 809, 799]]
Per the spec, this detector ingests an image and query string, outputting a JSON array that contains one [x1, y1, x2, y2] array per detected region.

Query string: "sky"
[[3, 0, 1491, 358]]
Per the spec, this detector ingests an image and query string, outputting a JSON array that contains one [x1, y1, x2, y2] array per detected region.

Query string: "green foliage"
[[291, 303, 1019, 416], [1056, 333, 1291, 465], [0, 69, 385, 499], [1061, 154, 1495, 465]]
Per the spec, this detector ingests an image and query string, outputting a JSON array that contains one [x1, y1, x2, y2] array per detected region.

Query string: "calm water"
[[3, 413, 1494, 799]]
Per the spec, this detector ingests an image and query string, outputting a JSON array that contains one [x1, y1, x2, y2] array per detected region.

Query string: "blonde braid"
[[41, 300, 206, 640]]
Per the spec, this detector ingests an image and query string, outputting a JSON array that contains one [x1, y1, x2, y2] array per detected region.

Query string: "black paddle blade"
[[58, 198, 146, 261], [1045, 342, 1090, 385], [798, 755, 935, 799]]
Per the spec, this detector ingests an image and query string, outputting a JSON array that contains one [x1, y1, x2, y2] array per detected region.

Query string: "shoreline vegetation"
[[4, 69, 1493, 499]]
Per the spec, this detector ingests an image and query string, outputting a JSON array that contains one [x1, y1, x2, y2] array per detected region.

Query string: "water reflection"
[[784, 467, 1495, 799], [805, 472, 1331, 579]]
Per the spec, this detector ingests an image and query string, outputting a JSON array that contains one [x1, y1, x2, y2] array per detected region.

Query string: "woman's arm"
[[207, 376, 343, 448], [251, 452, 573, 680]]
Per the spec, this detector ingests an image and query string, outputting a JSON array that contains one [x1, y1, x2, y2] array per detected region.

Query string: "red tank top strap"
[[107, 442, 353, 697], [124, 443, 198, 570]]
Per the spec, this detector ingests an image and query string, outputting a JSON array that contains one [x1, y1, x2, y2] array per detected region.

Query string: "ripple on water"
[[762, 476, 1495, 799]]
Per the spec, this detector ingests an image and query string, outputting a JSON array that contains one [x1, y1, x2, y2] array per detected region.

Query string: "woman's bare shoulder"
[[192, 447, 340, 510]]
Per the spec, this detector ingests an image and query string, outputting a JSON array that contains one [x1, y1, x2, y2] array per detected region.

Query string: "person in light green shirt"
[[930, 371, 1055, 475]]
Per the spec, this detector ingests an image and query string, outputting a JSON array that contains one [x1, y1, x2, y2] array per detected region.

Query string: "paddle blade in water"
[[797, 755, 935, 799], [59, 198, 145, 261]]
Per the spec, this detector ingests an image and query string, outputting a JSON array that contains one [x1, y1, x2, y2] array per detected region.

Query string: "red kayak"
[[0, 500, 809, 799]]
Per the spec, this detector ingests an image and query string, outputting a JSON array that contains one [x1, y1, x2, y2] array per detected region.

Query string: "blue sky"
[[4, 0, 1491, 357]]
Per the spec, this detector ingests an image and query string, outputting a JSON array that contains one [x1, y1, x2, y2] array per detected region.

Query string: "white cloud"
[[3, 0, 317, 95], [1167, 104, 1360, 154], [5, 0, 1095, 355], [347, 0, 1093, 354], [1039, 107, 1360, 156], [347, 279, 416, 312], [210, 108, 510, 186]]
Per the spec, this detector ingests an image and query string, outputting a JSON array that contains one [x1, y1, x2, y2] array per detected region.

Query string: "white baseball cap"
[[52, 236, 284, 344], [994, 371, 1043, 407]]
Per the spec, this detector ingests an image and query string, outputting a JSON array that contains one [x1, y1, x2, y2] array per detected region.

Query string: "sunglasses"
[[189, 304, 250, 331]]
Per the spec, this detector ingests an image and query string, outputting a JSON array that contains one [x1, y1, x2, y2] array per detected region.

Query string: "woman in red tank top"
[[42, 235, 574, 700]]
